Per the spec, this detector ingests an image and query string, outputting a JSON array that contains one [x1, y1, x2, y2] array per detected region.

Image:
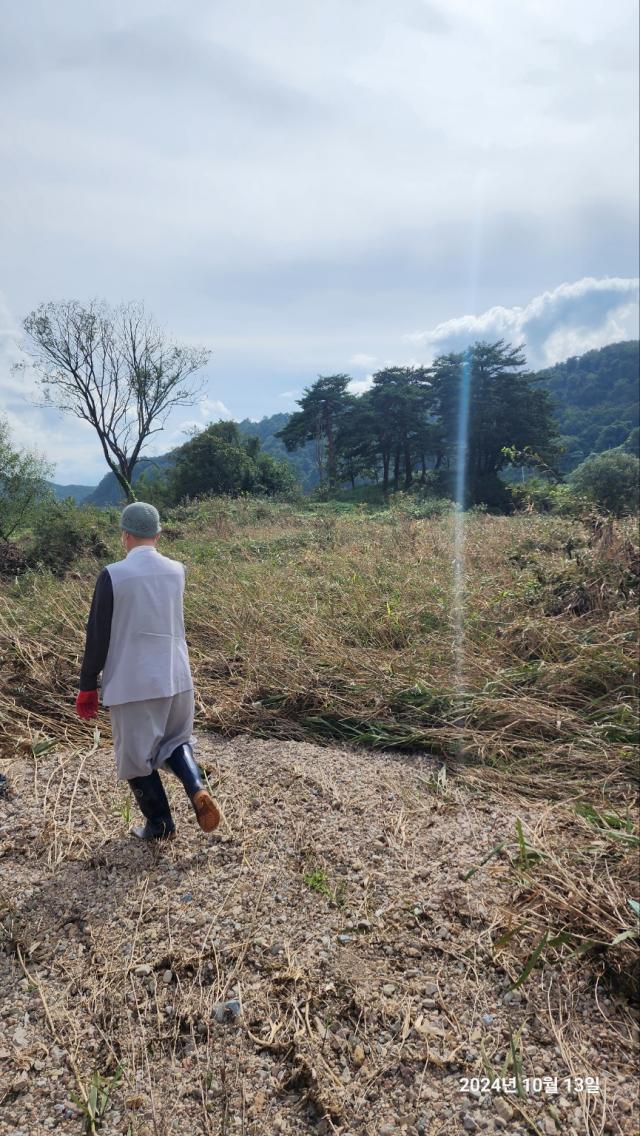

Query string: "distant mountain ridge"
[[83, 453, 176, 506], [49, 340, 639, 505], [49, 482, 96, 503]]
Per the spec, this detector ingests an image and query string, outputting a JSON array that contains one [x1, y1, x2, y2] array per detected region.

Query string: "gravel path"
[[0, 734, 637, 1135]]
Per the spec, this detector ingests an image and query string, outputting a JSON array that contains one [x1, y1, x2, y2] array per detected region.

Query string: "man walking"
[[75, 502, 220, 840]]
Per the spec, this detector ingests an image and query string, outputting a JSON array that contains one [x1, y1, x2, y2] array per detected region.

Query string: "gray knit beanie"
[[119, 502, 162, 538]]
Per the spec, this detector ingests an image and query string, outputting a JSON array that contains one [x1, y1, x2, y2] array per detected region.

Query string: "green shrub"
[[30, 501, 110, 576], [508, 477, 554, 513], [509, 478, 589, 517], [409, 497, 456, 519], [547, 483, 591, 517], [0, 417, 52, 541], [569, 450, 639, 517]]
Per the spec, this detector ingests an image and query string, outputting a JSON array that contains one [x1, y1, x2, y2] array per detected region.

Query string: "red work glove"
[[75, 690, 99, 720]]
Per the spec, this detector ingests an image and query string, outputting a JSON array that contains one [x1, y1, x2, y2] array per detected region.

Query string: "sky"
[[0, 0, 638, 484]]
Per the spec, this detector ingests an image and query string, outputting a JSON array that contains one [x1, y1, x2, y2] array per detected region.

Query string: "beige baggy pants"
[[109, 688, 195, 781]]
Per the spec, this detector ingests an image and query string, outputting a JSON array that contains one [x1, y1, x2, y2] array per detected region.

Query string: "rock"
[[12, 1026, 29, 1047], [481, 1014, 495, 1026], [423, 982, 438, 996], [462, 1114, 477, 1132], [382, 984, 396, 997], [352, 1044, 366, 1067], [337, 934, 352, 945], [493, 1098, 514, 1122], [162, 970, 173, 984], [542, 1120, 558, 1135], [212, 999, 241, 1023], [502, 989, 522, 1005], [134, 965, 152, 977]]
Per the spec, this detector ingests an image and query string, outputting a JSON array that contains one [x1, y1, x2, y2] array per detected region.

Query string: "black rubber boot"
[[165, 743, 220, 833], [128, 771, 175, 840]]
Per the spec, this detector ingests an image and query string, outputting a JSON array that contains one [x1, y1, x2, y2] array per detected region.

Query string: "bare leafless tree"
[[22, 300, 210, 502]]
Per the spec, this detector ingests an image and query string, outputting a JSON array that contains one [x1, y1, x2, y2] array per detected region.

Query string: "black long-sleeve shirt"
[[79, 569, 114, 691]]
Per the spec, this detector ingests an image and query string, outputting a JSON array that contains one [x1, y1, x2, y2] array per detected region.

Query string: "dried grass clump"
[[488, 801, 640, 1001]]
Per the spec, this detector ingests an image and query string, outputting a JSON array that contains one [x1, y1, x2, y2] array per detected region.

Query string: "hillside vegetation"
[[73, 341, 640, 506], [0, 498, 638, 1134], [538, 341, 639, 467]]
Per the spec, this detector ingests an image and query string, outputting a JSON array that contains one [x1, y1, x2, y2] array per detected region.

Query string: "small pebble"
[[502, 989, 523, 1005], [212, 999, 241, 1023]]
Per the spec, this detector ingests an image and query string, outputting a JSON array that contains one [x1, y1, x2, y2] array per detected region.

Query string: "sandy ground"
[[0, 733, 637, 1136]]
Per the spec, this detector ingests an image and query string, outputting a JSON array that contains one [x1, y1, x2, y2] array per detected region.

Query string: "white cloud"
[[405, 276, 640, 367], [348, 376, 374, 395], [197, 395, 233, 420], [278, 389, 301, 399]]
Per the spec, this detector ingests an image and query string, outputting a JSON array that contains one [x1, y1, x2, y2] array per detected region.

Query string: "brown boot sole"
[[193, 790, 221, 833]]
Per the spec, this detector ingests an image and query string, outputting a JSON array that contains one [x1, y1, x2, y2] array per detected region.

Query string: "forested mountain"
[[49, 482, 95, 503], [533, 340, 639, 468]]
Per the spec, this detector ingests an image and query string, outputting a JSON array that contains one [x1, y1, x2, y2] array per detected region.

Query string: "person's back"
[[75, 502, 220, 840], [102, 545, 191, 706]]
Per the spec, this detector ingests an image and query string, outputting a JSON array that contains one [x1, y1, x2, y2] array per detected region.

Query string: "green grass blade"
[[510, 930, 549, 989]]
